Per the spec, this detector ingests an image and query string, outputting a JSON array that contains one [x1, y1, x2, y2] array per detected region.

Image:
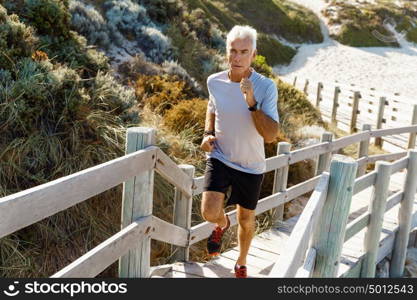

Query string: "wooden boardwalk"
[[151, 170, 417, 278]]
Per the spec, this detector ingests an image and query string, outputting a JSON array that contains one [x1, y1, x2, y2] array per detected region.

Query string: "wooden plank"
[[407, 105, 417, 149], [272, 142, 291, 224], [163, 270, 203, 278], [265, 154, 289, 173], [285, 175, 321, 201], [353, 171, 377, 195], [316, 82, 323, 107], [390, 156, 408, 174], [150, 264, 173, 277], [357, 124, 372, 177], [245, 245, 280, 261], [371, 125, 417, 138], [192, 176, 204, 196], [151, 216, 188, 248], [331, 132, 368, 152], [0, 147, 157, 240], [366, 152, 407, 164], [206, 255, 263, 277], [155, 148, 193, 198], [361, 162, 392, 277], [295, 248, 317, 278], [350, 91, 361, 133], [315, 133, 333, 175], [390, 151, 417, 277], [342, 208, 417, 277], [119, 127, 155, 278], [270, 173, 329, 277], [222, 249, 275, 271], [331, 86, 341, 125], [312, 155, 358, 277], [290, 142, 329, 164], [251, 231, 290, 253], [345, 213, 370, 243], [172, 262, 225, 278], [171, 164, 195, 261], [345, 190, 403, 243], [52, 216, 152, 278]]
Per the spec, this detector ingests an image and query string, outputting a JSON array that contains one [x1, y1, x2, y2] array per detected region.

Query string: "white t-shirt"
[[206, 69, 279, 174]]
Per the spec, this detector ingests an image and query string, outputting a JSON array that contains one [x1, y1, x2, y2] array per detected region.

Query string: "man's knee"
[[201, 191, 225, 222], [237, 207, 255, 230]]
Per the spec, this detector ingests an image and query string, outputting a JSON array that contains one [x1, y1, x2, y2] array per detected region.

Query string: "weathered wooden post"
[[375, 97, 386, 148], [312, 155, 358, 277], [390, 150, 417, 277], [316, 82, 323, 108], [407, 105, 417, 149], [171, 164, 195, 262], [350, 91, 361, 133], [119, 127, 156, 278], [357, 124, 372, 177], [272, 142, 291, 226], [331, 87, 341, 125], [360, 161, 392, 277], [315, 132, 333, 176], [303, 79, 309, 95]]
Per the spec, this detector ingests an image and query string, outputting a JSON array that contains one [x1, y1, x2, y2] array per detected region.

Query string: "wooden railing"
[[269, 149, 417, 278], [1, 124, 417, 278], [290, 76, 417, 150]]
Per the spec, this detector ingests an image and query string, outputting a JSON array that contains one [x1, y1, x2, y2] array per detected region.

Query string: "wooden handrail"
[[269, 173, 330, 277], [154, 148, 193, 198], [0, 146, 158, 239], [51, 216, 153, 278], [52, 215, 189, 278]]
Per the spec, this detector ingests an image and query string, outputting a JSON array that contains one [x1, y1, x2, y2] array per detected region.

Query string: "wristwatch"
[[248, 101, 258, 111], [204, 130, 215, 137]]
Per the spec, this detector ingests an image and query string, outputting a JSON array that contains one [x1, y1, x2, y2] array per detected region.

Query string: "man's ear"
[[251, 49, 257, 64]]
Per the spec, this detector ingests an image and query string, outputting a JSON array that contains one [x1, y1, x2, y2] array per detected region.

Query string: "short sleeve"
[[207, 93, 216, 114], [260, 81, 279, 123]]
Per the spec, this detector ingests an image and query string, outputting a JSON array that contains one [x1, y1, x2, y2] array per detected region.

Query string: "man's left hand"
[[240, 77, 256, 107]]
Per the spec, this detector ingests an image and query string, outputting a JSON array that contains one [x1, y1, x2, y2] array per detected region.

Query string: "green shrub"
[[24, 0, 72, 38], [0, 5, 38, 69], [252, 55, 273, 78], [0, 5, 139, 277], [257, 33, 296, 66]]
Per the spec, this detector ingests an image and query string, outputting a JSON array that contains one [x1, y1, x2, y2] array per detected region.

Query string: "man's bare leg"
[[236, 204, 255, 266], [201, 191, 228, 228]]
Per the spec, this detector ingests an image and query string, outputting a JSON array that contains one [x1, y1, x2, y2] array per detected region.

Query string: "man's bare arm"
[[250, 110, 279, 143], [205, 108, 215, 133], [200, 106, 216, 152]]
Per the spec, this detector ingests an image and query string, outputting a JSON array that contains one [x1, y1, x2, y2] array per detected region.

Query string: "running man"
[[200, 25, 280, 278]]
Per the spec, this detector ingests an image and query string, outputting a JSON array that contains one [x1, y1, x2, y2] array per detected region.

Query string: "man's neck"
[[228, 68, 252, 82]]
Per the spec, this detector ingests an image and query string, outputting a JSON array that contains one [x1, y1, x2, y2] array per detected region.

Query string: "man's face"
[[227, 37, 256, 74]]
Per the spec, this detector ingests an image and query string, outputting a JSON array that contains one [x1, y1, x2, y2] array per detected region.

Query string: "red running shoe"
[[207, 214, 230, 256], [234, 264, 247, 278]]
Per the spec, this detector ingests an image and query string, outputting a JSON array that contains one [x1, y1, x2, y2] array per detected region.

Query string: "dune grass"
[[325, 0, 417, 47]]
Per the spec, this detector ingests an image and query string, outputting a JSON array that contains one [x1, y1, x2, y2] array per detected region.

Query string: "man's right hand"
[[200, 135, 217, 152]]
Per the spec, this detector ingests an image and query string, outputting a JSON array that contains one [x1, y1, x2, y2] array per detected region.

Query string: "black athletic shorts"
[[202, 157, 265, 210]]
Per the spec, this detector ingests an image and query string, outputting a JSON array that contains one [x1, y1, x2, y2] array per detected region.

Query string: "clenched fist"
[[240, 76, 256, 107], [200, 135, 216, 152]]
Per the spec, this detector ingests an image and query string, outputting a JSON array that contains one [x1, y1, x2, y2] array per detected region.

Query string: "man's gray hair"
[[226, 25, 257, 53]]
